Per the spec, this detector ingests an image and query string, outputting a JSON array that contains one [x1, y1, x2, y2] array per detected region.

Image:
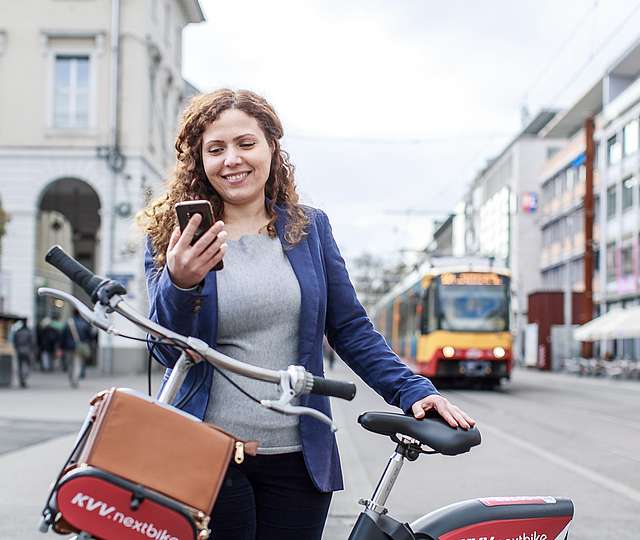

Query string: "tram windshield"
[[437, 281, 509, 332]]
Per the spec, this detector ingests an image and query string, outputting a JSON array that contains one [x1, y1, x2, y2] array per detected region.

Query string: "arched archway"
[[35, 178, 101, 322]]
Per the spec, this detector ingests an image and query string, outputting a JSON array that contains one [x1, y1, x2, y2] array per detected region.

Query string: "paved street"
[[1, 364, 639, 539]]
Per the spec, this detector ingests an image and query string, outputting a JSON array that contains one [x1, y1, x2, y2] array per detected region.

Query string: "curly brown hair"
[[137, 88, 309, 268]]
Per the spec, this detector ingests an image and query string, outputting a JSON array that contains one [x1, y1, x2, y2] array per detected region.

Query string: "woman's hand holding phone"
[[167, 213, 227, 289]]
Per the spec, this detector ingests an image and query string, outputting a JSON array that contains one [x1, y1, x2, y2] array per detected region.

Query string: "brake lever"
[[261, 401, 337, 432], [260, 367, 337, 431]]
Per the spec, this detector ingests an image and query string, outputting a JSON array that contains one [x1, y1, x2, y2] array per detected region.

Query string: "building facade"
[[538, 81, 603, 305], [597, 39, 640, 358], [537, 37, 640, 360], [0, 0, 204, 372], [462, 111, 565, 358]]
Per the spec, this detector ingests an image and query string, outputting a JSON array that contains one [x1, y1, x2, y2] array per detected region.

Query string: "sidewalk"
[[0, 365, 366, 539], [0, 369, 151, 539]]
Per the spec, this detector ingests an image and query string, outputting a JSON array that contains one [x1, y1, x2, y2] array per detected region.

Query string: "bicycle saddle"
[[357, 411, 481, 456]]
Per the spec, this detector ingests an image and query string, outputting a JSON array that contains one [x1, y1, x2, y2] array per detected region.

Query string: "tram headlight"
[[442, 346, 455, 358], [493, 346, 506, 359]]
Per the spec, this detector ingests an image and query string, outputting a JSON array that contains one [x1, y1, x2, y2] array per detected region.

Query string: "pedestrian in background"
[[137, 88, 475, 540], [61, 309, 92, 387], [37, 316, 60, 372], [322, 336, 337, 370], [11, 319, 33, 388]]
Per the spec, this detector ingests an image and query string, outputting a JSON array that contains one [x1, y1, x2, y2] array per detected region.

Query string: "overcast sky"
[[182, 0, 640, 262]]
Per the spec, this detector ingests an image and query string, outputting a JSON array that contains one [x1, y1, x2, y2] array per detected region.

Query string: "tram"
[[372, 259, 512, 386]]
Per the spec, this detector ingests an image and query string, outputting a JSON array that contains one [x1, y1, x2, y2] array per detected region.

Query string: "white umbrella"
[[604, 305, 640, 339], [574, 308, 627, 341]]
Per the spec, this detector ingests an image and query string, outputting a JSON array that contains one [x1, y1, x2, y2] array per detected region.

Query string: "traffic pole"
[[582, 116, 595, 358]]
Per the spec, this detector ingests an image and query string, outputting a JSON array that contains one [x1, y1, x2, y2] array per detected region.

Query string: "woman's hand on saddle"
[[411, 395, 476, 430], [167, 213, 227, 289]]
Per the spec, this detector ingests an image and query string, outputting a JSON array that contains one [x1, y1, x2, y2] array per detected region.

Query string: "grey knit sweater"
[[204, 234, 302, 454]]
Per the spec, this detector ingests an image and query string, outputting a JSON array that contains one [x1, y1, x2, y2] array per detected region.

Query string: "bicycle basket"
[[76, 387, 240, 513]]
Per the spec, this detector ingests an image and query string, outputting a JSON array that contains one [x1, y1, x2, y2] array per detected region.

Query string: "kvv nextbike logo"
[[71, 492, 179, 540], [460, 533, 548, 540]]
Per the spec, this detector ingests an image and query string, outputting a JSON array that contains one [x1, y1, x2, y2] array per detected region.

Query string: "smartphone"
[[175, 200, 223, 271]]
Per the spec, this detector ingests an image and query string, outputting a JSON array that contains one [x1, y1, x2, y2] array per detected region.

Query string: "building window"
[[607, 134, 621, 165], [164, 2, 171, 45], [606, 243, 616, 281], [623, 118, 639, 157], [571, 259, 584, 284], [175, 27, 182, 65], [562, 214, 571, 237], [621, 245, 633, 276], [566, 167, 576, 192], [53, 55, 90, 129], [606, 184, 617, 220], [556, 171, 566, 195], [573, 208, 584, 234], [148, 67, 157, 152], [622, 176, 635, 211], [542, 179, 554, 211]]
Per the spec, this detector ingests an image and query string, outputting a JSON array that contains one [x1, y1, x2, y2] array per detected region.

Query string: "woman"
[[138, 89, 474, 540]]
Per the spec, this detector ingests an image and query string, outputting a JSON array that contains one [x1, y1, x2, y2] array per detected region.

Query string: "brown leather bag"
[[77, 388, 257, 515]]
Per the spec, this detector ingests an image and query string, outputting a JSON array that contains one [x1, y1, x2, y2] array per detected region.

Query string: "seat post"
[[359, 448, 405, 515]]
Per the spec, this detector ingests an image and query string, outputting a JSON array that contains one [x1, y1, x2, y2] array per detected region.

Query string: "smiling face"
[[200, 108, 273, 213]]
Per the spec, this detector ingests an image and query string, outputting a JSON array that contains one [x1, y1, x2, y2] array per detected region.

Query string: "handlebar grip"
[[310, 376, 356, 401], [45, 245, 107, 302]]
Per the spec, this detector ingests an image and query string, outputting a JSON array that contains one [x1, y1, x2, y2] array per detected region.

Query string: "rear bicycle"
[[348, 412, 574, 540]]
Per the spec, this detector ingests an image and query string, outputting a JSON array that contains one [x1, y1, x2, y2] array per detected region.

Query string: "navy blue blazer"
[[144, 204, 438, 492]]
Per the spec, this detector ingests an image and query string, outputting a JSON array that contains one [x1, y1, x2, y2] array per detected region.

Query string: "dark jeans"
[[210, 452, 332, 540], [16, 353, 30, 387]]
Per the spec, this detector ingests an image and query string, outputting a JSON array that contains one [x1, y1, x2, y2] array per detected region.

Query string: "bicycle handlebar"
[[39, 245, 357, 428], [45, 245, 109, 303], [311, 376, 356, 400]]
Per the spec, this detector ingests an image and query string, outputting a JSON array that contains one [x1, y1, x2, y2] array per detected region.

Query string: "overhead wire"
[[521, 0, 600, 104], [546, 0, 640, 106], [285, 131, 513, 145]]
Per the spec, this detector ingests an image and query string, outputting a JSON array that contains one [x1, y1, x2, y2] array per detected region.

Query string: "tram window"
[[421, 290, 429, 334], [408, 293, 418, 335], [385, 305, 393, 340], [398, 300, 408, 338], [421, 286, 437, 334], [420, 288, 431, 334]]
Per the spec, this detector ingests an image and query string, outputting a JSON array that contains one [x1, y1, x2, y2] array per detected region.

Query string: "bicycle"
[[37, 245, 575, 540]]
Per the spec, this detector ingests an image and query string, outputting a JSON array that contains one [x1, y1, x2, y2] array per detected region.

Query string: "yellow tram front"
[[375, 268, 512, 386]]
